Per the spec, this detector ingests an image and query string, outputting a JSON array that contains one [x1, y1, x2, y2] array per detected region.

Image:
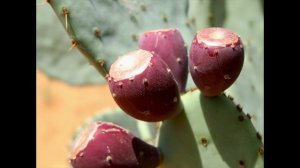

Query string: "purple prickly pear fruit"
[[69, 122, 161, 168], [108, 49, 182, 122], [138, 28, 188, 92], [189, 27, 244, 97]]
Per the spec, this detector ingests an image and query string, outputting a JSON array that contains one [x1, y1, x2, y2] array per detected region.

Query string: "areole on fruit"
[[108, 49, 182, 122], [189, 27, 244, 97]]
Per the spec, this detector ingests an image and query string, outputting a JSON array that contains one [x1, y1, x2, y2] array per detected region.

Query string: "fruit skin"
[[108, 49, 182, 122], [189, 27, 244, 97], [138, 28, 188, 92], [69, 122, 161, 168]]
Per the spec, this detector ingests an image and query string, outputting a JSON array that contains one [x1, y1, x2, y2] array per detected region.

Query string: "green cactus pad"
[[223, 0, 264, 137], [158, 89, 263, 168], [37, 2, 105, 85], [186, 0, 264, 137], [46, 0, 194, 81]]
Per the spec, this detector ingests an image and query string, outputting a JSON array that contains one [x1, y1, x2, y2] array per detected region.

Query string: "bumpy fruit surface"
[[189, 27, 244, 96], [138, 28, 188, 92], [69, 122, 161, 168], [108, 49, 182, 122]]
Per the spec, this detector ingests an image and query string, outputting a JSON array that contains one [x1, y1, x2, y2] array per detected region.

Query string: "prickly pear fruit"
[[108, 49, 182, 122], [69, 122, 161, 168], [138, 28, 188, 92], [189, 27, 244, 97]]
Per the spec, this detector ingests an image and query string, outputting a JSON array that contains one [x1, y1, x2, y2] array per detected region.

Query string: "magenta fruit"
[[138, 28, 188, 92], [69, 122, 161, 168], [189, 27, 244, 97], [108, 49, 182, 122]]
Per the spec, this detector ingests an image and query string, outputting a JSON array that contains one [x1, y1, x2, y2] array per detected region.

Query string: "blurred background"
[[36, 2, 117, 167], [36, 69, 117, 168]]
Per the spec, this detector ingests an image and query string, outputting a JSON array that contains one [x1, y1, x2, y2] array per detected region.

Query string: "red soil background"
[[36, 69, 117, 168]]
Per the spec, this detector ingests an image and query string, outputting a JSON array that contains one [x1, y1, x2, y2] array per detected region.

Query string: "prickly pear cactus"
[[158, 90, 263, 168], [43, 0, 193, 80], [38, 0, 264, 167], [36, 1, 105, 85], [187, 0, 264, 137]]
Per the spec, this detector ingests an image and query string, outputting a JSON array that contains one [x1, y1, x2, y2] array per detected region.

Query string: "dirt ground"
[[36, 69, 117, 168]]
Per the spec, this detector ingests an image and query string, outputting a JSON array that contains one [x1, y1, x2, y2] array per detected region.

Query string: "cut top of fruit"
[[196, 27, 239, 47], [69, 122, 98, 160], [110, 49, 152, 81]]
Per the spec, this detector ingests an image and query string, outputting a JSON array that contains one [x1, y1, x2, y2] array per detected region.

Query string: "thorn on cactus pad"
[[130, 15, 138, 23], [256, 132, 262, 140], [155, 123, 160, 131], [93, 27, 102, 38], [185, 20, 191, 27], [200, 138, 208, 147], [37, 0, 50, 6], [258, 146, 264, 156], [227, 95, 234, 101], [246, 113, 252, 119], [61, 7, 69, 29], [236, 104, 243, 112], [140, 4, 146, 11], [238, 115, 245, 122], [162, 15, 168, 23], [131, 34, 138, 42], [251, 85, 255, 91], [62, 7, 69, 14], [190, 17, 196, 25], [239, 160, 245, 168], [189, 87, 198, 92], [98, 59, 105, 67], [207, 13, 213, 21], [68, 39, 78, 51]]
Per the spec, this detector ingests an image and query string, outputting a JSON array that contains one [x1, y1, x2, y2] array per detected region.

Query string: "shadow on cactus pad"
[[158, 110, 202, 168], [158, 89, 263, 168]]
